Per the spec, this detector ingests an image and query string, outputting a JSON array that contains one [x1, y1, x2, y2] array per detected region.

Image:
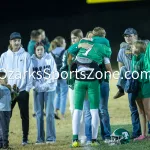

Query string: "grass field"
[[9, 74, 150, 150]]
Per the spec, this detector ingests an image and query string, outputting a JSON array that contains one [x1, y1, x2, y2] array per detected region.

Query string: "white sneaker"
[[35, 142, 45, 145], [86, 141, 92, 146], [22, 141, 29, 146], [79, 136, 87, 144], [104, 139, 111, 144], [46, 141, 55, 144]]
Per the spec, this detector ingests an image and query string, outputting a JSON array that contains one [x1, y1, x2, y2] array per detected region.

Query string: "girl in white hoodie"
[[31, 42, 58, 144]]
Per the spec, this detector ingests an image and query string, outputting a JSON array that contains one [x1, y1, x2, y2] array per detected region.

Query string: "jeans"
[[0, 111, 11, 145], [34, 90, 56, 142], [99, 82, 111, 140], [84, 100, 92, 141], [117, 66, 127, 89], [55, 79, 68, 115], [128, 93, 141, 137], [84, 81, 111, 141]]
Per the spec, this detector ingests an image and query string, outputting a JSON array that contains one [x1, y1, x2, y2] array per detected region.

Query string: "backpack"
[[51, 50, 66, 79]]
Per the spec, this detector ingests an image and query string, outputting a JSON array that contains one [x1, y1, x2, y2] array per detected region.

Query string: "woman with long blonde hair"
[[50, 36, 68, 120], [131, 41, 150, 141]]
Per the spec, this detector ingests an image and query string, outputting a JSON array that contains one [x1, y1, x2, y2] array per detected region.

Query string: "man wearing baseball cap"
[[123, 28, 138, 36], [114, 28, 138, 98], [0, 32, 32, 146], [10, 32, 22, 40], [114, 28, 142, 139]]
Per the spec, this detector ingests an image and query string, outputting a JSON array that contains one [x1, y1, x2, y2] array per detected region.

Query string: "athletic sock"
[[90, 109, 99, 140], [72, 109, 82, 141], [72, 135, 78, 142]]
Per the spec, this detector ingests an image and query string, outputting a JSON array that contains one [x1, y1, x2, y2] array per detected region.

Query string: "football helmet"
[[109, 128, 130, 146]]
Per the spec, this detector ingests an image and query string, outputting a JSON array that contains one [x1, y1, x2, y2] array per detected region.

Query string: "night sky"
[[0, 0, 150, 63]]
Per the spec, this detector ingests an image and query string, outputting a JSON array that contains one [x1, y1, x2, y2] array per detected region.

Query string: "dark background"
[[0, 0, 150, 64]]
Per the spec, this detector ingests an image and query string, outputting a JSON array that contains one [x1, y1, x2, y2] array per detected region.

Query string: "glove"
[[13, 84, 19, 93], [11, 84, 19, 101]]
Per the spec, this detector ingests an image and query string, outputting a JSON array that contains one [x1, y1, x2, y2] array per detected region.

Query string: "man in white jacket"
[[0, 32, 32, 146]]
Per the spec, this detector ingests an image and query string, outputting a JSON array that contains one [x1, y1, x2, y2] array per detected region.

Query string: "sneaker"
[[3, 143, 9, 149], [71, 140, 80, 148], [55, 113, 60, 120], [79, 136, 86, 145], [104, 139, 111, 144], [113, 91, 125, 99], [46, 141, 55, 144], [3, 145, 12, 150], [86, 141, 92, 146], [22, 141, 28, 146], [134, 135, 146, 141], [91, 141, 100, 147], [35, 141, 45, 145]]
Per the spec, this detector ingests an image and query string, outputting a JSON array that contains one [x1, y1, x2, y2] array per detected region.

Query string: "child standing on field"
[[0, 71, 12, 149]]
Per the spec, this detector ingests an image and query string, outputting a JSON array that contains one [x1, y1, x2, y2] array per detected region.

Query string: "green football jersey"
[[68, 37, 111, 65]]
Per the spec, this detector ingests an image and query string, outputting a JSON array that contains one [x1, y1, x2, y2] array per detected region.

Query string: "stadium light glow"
[[87, 0, 141, 4]]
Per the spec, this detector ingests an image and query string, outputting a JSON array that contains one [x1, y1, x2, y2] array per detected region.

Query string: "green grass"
[[9, 78, 150, 149]]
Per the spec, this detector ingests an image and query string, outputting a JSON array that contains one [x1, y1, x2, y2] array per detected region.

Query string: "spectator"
[[114, 28, 142, 139], [38, 29, 50, 53], [84, 27, 112, 144], [0, 32, 32, 146], [28, 30, 41, 56], [0, 71, 11, 149], [31, 42, 58, 144], [50, 36, 68, 120]]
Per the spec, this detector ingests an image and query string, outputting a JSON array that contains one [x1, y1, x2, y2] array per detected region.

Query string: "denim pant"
[[84, 81, 111, 141], [0, 111, 11, 145], [128, 93, 141, 137], [117, 66, 127, 89], [34, 90, 56, 142], [55, 79, 68, 115], [99, 82, 111, 140]]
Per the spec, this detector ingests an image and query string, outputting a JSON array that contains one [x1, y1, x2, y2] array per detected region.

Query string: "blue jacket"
[[0, 85, 11, 111]]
